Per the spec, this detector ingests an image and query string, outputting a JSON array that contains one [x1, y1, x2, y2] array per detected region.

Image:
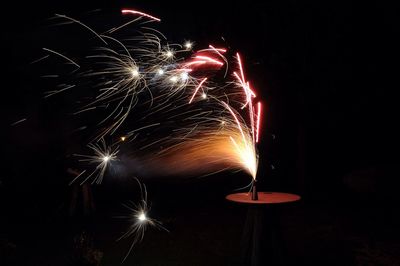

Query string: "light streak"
[[208, 45, 227, 53], [194, 55, 224, 66], [189, 78, 208, 104], [256, 102, 262, 143], [121, 9, 161, 22]]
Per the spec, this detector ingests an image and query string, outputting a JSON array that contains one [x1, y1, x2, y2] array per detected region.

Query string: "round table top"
[[226, 192, 301, 205]]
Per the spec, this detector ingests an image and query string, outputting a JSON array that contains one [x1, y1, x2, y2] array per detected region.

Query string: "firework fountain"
[[36, 8, 263, 258]]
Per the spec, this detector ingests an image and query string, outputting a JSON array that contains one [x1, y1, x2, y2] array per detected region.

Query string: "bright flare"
[[138, 212, 147, 222], [131, 68, 139, 78], [184, 41, 193, 50]]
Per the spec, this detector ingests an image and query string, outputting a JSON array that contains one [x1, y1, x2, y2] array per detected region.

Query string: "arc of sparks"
[[194, 55, 224, 66], [54, 14, 108, 45], [42, 48, 80, 69], [189, 78, 208, 104], [208, 45, 227, 53], [221, 101, 247, 144], [209, 45, 229, 77], [122, 9, 161, 22], [256, 101, 262, 143]]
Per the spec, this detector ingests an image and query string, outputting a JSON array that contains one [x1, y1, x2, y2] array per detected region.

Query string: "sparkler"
[[70, 139, 119, 185], [117, 178, 167, 262]]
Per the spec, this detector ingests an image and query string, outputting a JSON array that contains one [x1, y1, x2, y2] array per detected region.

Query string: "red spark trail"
[[194, 55, 224, 66], [208, 45, 227, 53], [256, 102, 262, 143], [122, 9, 161, 22]]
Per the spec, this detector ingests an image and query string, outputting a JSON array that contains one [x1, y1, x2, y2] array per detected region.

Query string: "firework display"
[[36, 8, 263, 258]]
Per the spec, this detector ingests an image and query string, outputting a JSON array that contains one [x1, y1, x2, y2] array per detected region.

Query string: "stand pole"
[[252, 180, 258, 200]]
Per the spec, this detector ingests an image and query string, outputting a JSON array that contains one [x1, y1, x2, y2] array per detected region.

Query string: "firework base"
[[226, 192, 300, 266]]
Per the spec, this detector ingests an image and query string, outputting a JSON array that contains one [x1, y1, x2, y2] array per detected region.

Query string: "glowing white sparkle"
[[202, 93, 207, 99], [103, 155, 110, 162], [131, 68, 139, 78], [184, 41, 193, 50], [157, 69, 164, 75], [180, 72, 189, 81], [170, 76, 178, 83], [120, 136, 126, 141], [138, 212, 147, 222], [165, 51, 173, 58]]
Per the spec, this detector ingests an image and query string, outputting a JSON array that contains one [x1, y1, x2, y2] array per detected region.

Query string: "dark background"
[[1, 0, 399, 265]]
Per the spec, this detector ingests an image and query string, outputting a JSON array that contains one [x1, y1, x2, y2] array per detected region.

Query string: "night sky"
[[1, 1, 399, 265]]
